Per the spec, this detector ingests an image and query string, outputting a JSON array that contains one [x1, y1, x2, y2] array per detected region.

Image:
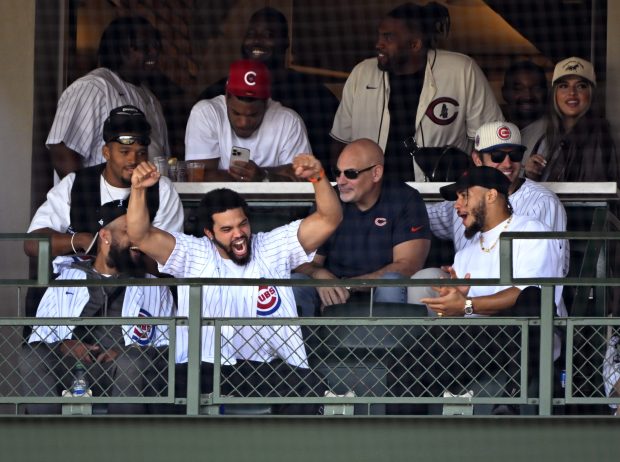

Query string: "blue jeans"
[[292, 272, 407, 317]]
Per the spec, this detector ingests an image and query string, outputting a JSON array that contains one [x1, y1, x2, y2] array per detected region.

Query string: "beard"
[[107, 242, 145, 276], [464, 200, 487, 239], [212, 235, 252, 266]]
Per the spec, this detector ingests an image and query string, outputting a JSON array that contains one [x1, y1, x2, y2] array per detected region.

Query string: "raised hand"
[[292, 154, 323, 181], [132, 161, 161, 189]]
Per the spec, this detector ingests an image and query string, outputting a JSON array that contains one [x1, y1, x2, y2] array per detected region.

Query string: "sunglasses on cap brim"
[[110, 135, 151, 146], [484, 148, 525, 163], [332, 164, 376, 180]]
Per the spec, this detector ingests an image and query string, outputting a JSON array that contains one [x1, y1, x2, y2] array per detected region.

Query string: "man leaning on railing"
[[20, 201, 174, 414], [127, 153, 342, 414]]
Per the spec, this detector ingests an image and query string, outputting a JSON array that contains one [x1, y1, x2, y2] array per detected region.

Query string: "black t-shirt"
[[383, 71, 425, 182], [320, 182, 431, 278]]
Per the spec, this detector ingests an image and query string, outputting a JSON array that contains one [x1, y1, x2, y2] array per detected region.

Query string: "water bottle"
[[70, 362, 89, 397]]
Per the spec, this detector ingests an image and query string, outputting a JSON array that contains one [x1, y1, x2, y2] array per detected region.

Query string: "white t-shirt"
[[184, 95, 311, 168], [452, 214, 566, 317], [46, 68, 169, 165], [27, 173, 184, 234], [426, 178, 569, 276], [330, 50, 503, 180], [160, 220, 314, 367]]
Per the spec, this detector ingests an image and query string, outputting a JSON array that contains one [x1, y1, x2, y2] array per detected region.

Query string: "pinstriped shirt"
[[30, 259, 174, 347], [161, 220, 313, 368], [46, 68, 169, 165]]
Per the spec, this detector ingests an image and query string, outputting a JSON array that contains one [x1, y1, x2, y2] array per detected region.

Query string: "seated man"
[[25, 105, 183, 258], [418, 121, 569, 283], [293, 138, 430, 316], [197, 7, 338, 169], [20, 201, 174, 414], [185, 59, 311, 182], [415, 167, 565, 406], [127, 154, 342, 414]]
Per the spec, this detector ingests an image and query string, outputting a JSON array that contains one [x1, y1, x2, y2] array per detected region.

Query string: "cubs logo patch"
[[374, 217, 387, 226], [131, 308, 154, 346], [497, 125, 512, 140], [244, 71, 257, 86], [425, 97, 459, 125], [257, 285, 281, 316]]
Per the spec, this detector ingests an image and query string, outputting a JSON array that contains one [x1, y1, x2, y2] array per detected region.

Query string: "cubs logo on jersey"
[[256, 285, 282, 316], [425, 97, 459, 125], [131, 307, 155, 346]]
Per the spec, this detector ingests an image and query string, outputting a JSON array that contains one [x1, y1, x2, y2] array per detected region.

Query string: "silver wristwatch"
[[464, 298, 474, 315]]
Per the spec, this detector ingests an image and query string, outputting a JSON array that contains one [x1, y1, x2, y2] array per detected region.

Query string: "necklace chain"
[[479, 215, 513, 253]]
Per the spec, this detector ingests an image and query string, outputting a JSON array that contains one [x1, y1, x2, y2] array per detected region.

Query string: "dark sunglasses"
[[111, 135, 151, 147], [333, 164, 376, 180], [485, 148, 525, 163]]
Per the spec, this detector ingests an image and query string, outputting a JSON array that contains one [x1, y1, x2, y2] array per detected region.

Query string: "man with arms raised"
[[127, 154, 341, 413]]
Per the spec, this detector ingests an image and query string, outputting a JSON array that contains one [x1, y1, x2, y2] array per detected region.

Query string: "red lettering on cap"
[[497, 126, 511, 140]]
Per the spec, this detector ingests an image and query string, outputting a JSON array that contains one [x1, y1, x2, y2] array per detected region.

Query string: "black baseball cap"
[[97, 199, 129, 229], [102, 105, 151, 143], [439, 166, 511, 201]]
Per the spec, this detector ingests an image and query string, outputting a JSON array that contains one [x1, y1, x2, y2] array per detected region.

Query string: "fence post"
[[186, 285, 202, 415], [538, 285, 555, 415]]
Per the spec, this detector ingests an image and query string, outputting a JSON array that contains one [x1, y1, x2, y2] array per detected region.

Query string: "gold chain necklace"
[[479, 215, 513, 253]]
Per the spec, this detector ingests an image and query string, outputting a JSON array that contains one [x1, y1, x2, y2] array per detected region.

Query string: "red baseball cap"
[[226, 59, 271, 99]]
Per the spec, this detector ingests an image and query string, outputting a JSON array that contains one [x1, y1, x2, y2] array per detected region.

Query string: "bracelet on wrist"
[[70, 233, 78, 254], [308, 168, 325, 183]]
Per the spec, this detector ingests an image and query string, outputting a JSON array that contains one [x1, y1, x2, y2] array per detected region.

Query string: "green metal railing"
[[2, 232, 620, 416]]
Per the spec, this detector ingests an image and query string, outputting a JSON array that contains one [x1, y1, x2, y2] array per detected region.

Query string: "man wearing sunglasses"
[[421, 121, 568, 273], [47, 16, 169, 178], [25, 105, 183, 260], [293, 138, 430, 316]]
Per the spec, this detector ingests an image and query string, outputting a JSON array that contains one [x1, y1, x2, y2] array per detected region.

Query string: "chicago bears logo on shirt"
[[131, 308, 155, 346], [374, 217, 387, 226], [257, 285, 281, 316], [425, 97, 459, 125]]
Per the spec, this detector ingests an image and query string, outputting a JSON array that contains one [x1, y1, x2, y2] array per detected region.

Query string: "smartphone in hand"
[[231, 146, 251, 164]]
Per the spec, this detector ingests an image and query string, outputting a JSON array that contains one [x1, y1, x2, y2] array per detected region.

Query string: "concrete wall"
[[0, 1, 35, 312]]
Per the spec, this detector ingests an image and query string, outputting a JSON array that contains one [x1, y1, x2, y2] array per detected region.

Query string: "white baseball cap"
[[552, 57, 596, 87], [474, 121, 525, 153]]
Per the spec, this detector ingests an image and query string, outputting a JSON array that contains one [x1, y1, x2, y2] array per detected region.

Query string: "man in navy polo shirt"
[[293, 138, 431, 316]]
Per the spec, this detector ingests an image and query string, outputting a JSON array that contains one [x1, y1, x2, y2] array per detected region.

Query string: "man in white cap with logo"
[[419, 121, 569, 280], [185, 59, 311, 182]]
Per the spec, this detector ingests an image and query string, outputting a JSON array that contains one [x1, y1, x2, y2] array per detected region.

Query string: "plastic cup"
[[186, 161, 205, 182]]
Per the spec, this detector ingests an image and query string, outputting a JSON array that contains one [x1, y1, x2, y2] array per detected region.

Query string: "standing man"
[[501, 61, 548, 160], [48, 16, 169, 177], [21, 201, 174, 414], [293, 138, 430, 316], [422, 121, 569, 277], [26, 105, 183, 258], [126, 154, 341, 413], [185, 59, 311, 182], [198, 7, 339, 168], [330, 2, 503, 182]]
